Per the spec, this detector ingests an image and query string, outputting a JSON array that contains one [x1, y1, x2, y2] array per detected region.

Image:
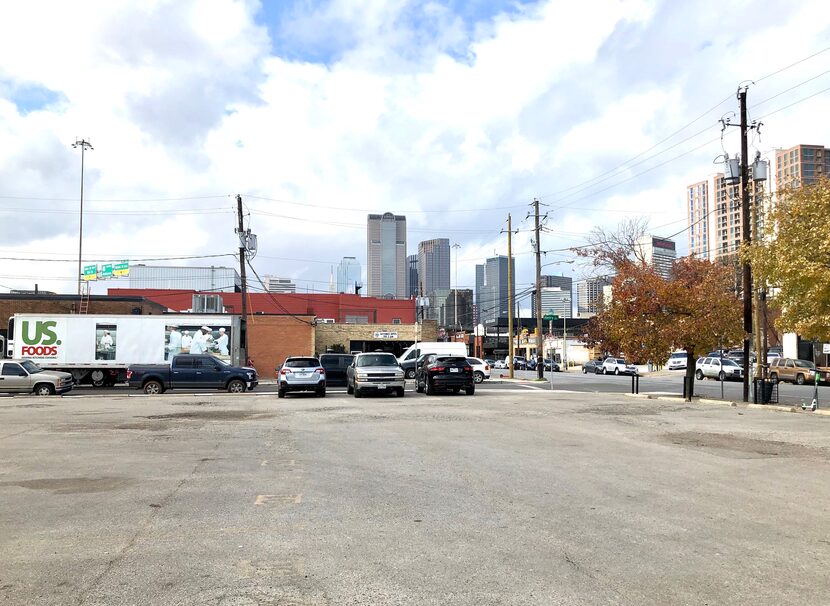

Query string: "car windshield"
[[794, 360, 816, 369], [670, 353, 686, 359], [356, 354, 398, 367], [21, 360, 43, 373], [722, 359, 740, 367], [285, 358, 320, 368]]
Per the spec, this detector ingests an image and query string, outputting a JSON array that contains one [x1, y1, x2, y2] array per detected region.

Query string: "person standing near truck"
[[181, 330, 192, 353]]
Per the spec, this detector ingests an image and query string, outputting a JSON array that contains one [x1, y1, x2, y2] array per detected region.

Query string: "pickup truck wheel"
[[474, 371, 484, 384], [405, 369, 416, 379], [143, 380, 163, 395], [34, 383, 55, 396], [354, 387, 362, 398], [227, 379, 245, 393]]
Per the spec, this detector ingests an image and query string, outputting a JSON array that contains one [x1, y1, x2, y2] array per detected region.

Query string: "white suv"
[[466, 357, 491, 383], [666, 351, 688, 370], [600, 358, 638, 376], [277, 356, 326, 398]]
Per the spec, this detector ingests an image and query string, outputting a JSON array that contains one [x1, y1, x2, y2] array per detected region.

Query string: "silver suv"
[[347, 352, 405, 398], [277, 356, 326, 398]]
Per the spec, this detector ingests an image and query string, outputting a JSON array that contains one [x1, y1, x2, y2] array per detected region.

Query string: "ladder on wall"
[[78, 282, 90, 314]]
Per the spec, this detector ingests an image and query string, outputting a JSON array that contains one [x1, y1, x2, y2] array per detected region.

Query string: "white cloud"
[[0, 0, 828, 297]]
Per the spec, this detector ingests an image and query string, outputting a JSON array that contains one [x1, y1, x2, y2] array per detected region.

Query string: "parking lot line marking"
[[254, 494, 303, 505]]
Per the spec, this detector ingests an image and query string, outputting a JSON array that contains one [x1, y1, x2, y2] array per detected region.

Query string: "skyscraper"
[[366, 213, 407, 299], [635, 235, 677, 280], [474, 255, 515, 324], [532, 288, 572, 319], [687, 178, 715, 261], [336, 257, 361, 294], [407, 254, 419, 298], [576, 276, 613, 317], [417, 238, 450, 296]]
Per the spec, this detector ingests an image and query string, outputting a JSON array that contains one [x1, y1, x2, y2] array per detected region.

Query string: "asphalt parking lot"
[[1, 386, 829, 605]]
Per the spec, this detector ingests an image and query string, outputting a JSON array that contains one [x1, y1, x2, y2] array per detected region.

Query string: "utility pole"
[[72, 138, 93, 295], [533, 198, 544, 379], [236, 194, 248, 366], [739, 89, 752, 402], [507, 214, 514, 380], [452, 242, 461, 331]]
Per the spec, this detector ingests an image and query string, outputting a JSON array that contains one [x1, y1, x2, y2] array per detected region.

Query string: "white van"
[[397, 342, 468, 378]]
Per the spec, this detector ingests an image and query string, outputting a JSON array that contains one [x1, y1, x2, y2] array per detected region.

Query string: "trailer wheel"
[[91, 369, 106, 387], [143, 380, 163, 395], [34, 383, 55, 396], [227, 379, 246, 393]]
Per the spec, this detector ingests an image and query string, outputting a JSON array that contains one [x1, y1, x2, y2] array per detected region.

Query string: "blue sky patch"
[[4, 82, 65, 114]]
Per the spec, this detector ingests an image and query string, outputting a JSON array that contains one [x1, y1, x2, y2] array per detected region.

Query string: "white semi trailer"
[[5, 313, 241, 386]]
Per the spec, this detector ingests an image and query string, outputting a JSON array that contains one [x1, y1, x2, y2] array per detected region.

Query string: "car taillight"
[[463, 366, 472, 372], [126, 370, 133, 380], [432, 366, 446, 372], [280, 368, 291, 375], [314, 368, 325, 374], [484, 364, 489, 371]]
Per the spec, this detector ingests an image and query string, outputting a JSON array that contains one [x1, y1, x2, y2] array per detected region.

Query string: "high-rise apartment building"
[[776, 144, 829, 189], [406, 254, 419, 298], [474, 255, 515, 324], [576, 276, 613, 318], [366, 213, 407, 299], [335, 257, 361, 295], [688, 167, 767, 263], [417, 238, 450, 296], [635, 235, 677, 279], [687, 179, 715, 261]]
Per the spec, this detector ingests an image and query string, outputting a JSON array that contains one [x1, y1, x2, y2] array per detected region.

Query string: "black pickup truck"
[[127, 354, 258, 395]]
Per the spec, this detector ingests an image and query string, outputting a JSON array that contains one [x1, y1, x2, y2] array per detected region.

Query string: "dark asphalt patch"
[[664, 431, 829, 460], [0, 476, 132, 494]]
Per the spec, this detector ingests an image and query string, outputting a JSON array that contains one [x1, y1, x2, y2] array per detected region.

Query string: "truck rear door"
[[193, 356, 228, 388], [171, 356, 197, 388]]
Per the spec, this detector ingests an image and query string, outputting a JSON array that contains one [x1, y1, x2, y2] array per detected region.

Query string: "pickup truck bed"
[[127, 354, 258, 394]]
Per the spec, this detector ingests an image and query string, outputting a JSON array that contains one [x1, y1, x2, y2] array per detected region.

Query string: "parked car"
[[416, 355, 475, 395], [504, 355, 527, 370], [484, 359, 496, 368], [666, 351, 688, 371], [695, 356, 743, 381], [466, 357, 491, 383], [128, 354, 257, 395], [526, 358, 537, 371], [319, 353, 354, 387], [726, 349, 756, 364], [543, 359, 561, 372], [493, 359, 507, 369], [0, 359, 73, 396], [582, 359, 603, 374], [768, 357, 817, 385], [347, 352, 405, 398], [600, 358, 638, 376], [277, 356, 326, 398]]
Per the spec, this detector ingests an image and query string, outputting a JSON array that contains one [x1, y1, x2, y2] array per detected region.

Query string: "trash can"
[[753, 379, 777, 404]]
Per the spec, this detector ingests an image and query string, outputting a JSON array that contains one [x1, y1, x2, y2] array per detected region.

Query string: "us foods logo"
[[20, 320, 61, 357]]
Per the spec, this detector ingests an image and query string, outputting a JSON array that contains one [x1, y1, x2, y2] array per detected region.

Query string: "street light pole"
[[452, 242, 461, 331], [72, 138, 93, 296]]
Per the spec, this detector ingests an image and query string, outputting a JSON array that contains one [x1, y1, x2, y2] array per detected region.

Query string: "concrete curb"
[[626, 392, 830, 416]]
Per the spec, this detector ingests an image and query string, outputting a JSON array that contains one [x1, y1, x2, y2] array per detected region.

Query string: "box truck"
[[5, 313, 241, 386]]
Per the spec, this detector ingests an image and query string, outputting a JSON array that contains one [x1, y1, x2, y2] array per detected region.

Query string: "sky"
[[1, 0, 829, 309]]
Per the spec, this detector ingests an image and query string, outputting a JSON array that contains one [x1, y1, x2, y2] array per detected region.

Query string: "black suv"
[[415, 355, 475, 396], [319, 353, 354, 386]]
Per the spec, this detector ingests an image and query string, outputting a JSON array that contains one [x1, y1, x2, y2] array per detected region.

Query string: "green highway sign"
[[113, 261, 129, 277], [82, 265, 98, 281], [101, 264, 113, 278]]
